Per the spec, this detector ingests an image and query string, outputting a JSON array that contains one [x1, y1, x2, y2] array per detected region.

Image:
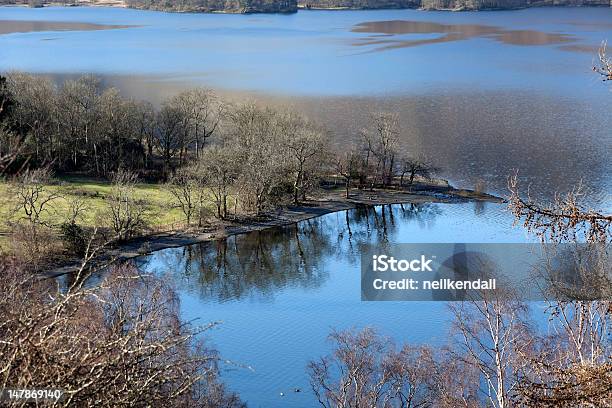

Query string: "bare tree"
[[166, 167, 203, 226], [514, 357, 611, 407], [56, 75, 102, 169], [228, 104, 290, 215], [64, 194, 89, 226], [507, 53, 611, 394], [280, 114, 326, 204], [433, 351, 481, 408], [0, 73, 13, 122], [95, 89, 146, 175], [594, 41, 612, 81], [508, 176, 611, 407], [170, 88, 225, 159], [0, 260, 244, 407], [335, 146, 362, 199], [156, 103, 185, 176], [134, 101, 157, 169], [399, 155, 437, 187], [0, 73, 160, 176], [508, 174, 611, 243], [198, 145, 237, 220], [9, 167, 60, 226], [308, 328, 480, 408], [362, 113, 400, 187], [6, 168, 61, 267], [0, 128, 27, 176], [5, 72, 56, 165], [308, 328, 396, 408], [59, 194, 91, 257], [512, 295, 611, 408], [450, 290, 532, 408], [104, 170, 148, 241]]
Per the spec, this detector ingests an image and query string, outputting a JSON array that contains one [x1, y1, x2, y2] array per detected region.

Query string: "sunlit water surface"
[[0, 6, 611, 204], [137, 203, 539, 407], [2, 7, 610, 405]]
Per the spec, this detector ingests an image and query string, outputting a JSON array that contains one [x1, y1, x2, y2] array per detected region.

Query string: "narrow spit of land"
[[47, 183, 503, 277]]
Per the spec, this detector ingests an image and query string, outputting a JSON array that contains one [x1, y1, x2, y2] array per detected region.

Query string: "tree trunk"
[[222, 195, 227, 219], [293, 171, 301, 205], [94, 143, 100, 175], [147, 142, 153, 168], [388, 154, 395, 187]]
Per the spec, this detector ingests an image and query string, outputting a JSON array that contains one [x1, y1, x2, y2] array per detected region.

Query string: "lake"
[[1, 6, 610, 406], [136, 202, 536, 407], [0, 6, 611, 204]]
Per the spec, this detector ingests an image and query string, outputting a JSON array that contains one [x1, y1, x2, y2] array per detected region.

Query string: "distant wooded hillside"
[[1, 0, 610, 12], [297, 0, 611, 10]]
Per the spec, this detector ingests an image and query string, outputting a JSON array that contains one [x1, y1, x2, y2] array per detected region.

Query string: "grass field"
[[0, 176, 190, 239]]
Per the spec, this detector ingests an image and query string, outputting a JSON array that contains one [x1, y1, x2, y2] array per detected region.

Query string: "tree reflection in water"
[[141, 203, 442, 302]]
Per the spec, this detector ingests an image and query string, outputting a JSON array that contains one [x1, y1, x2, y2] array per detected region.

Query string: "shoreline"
[[3, 2, 610, 14], [47, 184, 503, 278]]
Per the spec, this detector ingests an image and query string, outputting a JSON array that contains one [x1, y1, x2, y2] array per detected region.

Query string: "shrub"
[[0, 261, 245, 407], [60, 222, 87, 257]]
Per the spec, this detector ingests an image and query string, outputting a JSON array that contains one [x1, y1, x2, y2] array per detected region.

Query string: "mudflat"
[[0, 20, 134, 35]]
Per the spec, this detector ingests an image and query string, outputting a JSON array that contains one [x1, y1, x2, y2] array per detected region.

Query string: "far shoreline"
[[3, 2, 611, 14]]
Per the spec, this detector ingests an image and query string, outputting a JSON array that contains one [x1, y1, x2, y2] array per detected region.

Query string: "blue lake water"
[[1, 6, 612, 96], [1, 6, 611, 203], [137, 203, 537, 407], [1, 7, 610, 405]]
